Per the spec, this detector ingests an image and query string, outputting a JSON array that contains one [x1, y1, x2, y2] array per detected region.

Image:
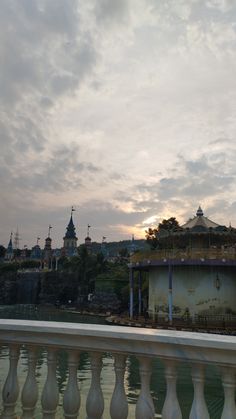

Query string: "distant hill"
[[81, 239, 148, 257]]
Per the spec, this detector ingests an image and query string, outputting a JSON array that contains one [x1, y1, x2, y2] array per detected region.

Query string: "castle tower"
[[63, 208, 78, 257], [5, 232, 14, 261], [43, 225, 52, 268]]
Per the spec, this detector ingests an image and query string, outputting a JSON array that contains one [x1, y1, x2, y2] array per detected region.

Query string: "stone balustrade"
[[0, 319, 235, 418]]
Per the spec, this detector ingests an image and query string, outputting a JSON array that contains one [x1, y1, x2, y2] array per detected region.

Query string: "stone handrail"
[[0, 319, 235, 418]]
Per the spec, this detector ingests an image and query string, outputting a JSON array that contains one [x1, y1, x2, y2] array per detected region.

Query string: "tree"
[[0, 245, 6, 258], [158, 217, 180, 232], [145, 228, 158, 249], [146, 217, 181, 249], [118, 247, 129, 258]]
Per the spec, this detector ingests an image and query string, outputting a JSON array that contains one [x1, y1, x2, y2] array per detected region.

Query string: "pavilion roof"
[[181, 206, 221, 230]]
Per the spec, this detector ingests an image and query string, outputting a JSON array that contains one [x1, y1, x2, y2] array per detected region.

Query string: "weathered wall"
[[148, 265, 236, 319]]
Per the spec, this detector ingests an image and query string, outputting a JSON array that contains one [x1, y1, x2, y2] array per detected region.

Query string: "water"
[[0, 305, 224, 418]]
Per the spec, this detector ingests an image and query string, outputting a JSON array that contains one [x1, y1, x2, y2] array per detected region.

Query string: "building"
[[31, 244, 42, 261], [63, 210, 78, 257], [130, 207, 236, 325]]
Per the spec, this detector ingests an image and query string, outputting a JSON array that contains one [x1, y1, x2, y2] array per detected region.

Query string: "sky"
[[1, 0, 236, 248]]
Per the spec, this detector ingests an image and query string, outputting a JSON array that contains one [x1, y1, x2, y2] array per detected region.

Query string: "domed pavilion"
[[129, 207, 236, 328]]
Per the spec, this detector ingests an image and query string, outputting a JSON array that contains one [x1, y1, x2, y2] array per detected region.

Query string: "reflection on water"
[[0, 305, 223, 418]]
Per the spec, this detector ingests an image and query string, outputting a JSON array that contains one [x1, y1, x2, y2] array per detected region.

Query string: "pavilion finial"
[[196, 206, 204, 217]]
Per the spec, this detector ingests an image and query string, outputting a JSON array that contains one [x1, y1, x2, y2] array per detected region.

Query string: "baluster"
[[63, 350, 80, 419], [86, 352, 104, 419], [189, 364, 209, 419], [21, 346, 38, 419], [221, 367, 236, 419], [110, 354, 128, 419], [41, 349, 59, 419], [2, 345, 20, 419], [135, 356, 155, 419], [162, 361, 182, 419]]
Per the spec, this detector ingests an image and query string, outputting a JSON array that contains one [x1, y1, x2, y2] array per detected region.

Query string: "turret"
[[63, 207, 78, 256]]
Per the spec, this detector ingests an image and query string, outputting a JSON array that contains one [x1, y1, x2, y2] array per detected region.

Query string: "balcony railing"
[[0, 319, 235, 418], [131, 248, 236, 264]]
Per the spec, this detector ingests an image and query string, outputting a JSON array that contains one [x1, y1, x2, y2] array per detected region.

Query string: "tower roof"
[[64, 214, 77, 239], [7, 234, 13, 251]]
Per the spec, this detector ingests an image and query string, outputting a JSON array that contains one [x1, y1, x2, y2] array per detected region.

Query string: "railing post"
[[110, 354, 128, 419], [162, 361, 182, 419], [138, 271, 142, 316], [41, 348, 59, 419], [63, 350, 80, 419], [2, 345, 20, 419], [86, 352, 104, 419], [221, 367, 236, 419], [135, 357, 155, 419], [168, 261, 173, 324], [129, 268, 134, 319], [21, 346, 38, 419], [189, 364, 209, 419]]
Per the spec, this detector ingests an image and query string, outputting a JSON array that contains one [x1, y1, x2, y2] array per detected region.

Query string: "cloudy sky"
[[1, 0, 236, 248]]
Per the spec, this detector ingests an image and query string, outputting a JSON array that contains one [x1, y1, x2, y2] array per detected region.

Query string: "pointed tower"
[[63, 208, 78, 256], [5, 232, 14, 261]]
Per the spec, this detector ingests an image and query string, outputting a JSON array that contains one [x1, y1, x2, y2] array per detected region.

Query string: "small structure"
[[84, 224, 92, 251], [129, 207, 236, 326], [43, 226, 52, 268], [101, 236, 109, 259], [63, 208, 78, 257]]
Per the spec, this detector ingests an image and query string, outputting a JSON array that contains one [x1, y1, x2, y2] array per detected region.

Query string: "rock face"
[[88, 291, 121, 313], [0, 271, 79, 305], [17, 272, 42, 304], [39, 271, 79, 305], [0, 270, 124, 312]]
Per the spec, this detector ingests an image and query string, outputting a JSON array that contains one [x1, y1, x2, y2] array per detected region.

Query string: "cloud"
[[94, 0, 130, 25], [1, 0, 236, 246]]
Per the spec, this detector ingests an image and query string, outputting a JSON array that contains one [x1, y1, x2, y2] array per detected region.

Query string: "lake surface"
[[0, 305, 224, 418]]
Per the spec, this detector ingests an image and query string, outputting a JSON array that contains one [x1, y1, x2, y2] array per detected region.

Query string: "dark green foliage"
[[145, 228, 158, 249], [20, 260, 41, 269], [118, 247, 129, 258], [146, 218, 182, 249], [158, 217, 181, 232], [0, 245, 6, 258], [0, 262, 20, 273]]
